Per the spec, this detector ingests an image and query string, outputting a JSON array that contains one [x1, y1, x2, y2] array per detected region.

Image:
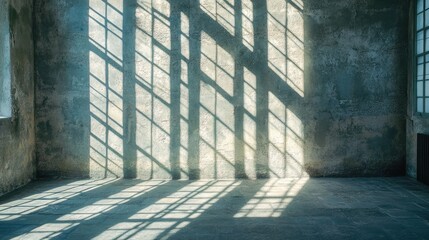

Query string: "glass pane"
[[426, 81, 429, 96], [426, 29, 429, 51], [419, 0, 424, 12], [418, 98, 424, 112], [418, 39, 424, 54], [418, 13, 424, 30], [425, 98, 429, 113], [426, 0, 429, 9], [418, 81, 424, 97], [425, 63, 429, 79], [418, 31, 424, 54], [426, 11, 429, 27], [419, 56, 425, 64], [418, 64, 424, 80]]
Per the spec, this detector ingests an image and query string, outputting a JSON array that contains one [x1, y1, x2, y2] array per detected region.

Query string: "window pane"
[[418, 31, 424, 54], [426, 0, 429, 9], [419, 0, 424, 12], [418, 81, 424, 97], [418, 98, 424, 112], [419, 56, 425, 64], [426, 30, 429, 51], [418, 64, 424, 80], [418, 13, 424, 30], [425, 62, 429, 79], [426, 10, 429, 27], [425, 98, 429, 113], [426, 81, 429, 96]]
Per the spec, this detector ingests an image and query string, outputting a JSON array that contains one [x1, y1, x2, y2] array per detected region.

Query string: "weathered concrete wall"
[[35, 0, 408, 179], [0, 0, 35, 195], [303, 0, 408, 176]]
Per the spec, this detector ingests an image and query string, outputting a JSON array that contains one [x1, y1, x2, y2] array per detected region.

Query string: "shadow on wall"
[[87, 0, 306, 179]]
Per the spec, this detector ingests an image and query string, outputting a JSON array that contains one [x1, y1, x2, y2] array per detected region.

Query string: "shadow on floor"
[[0, 178, 429, 239]]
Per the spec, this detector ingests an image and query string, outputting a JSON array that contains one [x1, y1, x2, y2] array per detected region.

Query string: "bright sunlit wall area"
[[84, 0, 307, 179]]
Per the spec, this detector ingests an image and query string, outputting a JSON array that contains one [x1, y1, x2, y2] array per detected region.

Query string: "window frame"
[[0, 0, 11, 119]]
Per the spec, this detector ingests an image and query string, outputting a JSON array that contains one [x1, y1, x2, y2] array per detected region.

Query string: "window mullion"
[[417, 0, 427, 113]]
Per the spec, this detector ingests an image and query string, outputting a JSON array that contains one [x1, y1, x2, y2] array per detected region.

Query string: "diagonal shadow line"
[[134, 80, 171, 111], [90, 134, 124, 164], [199, 138, 236, 168], [90, 114, 123, 143], [90, 157, 121, 177], [89, 143, 123, 168], [136, 145, 173, 176], [89, 44, 123, 72], [199, 104, 235, 133], [267, 68, 305, 114], [134, 108, 170, 137], [200, 71, 235, 104], [200, 50, 235, 80], [288, 0, 304, 12]]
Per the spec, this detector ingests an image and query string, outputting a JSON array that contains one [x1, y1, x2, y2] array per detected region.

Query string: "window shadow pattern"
[[88, 0, 306, 179], [2, 178, 428, 239], [0, 178, 316, 239]]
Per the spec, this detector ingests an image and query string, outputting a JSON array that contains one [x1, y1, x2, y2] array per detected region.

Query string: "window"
[[0, 0, 11, 118]]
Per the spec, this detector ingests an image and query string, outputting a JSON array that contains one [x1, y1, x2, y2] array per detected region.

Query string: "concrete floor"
[[0, 178, 428, 240]]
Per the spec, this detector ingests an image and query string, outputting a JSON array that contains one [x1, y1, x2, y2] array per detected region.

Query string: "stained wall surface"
[[0, 0, 35, 195], [35, 0, 408, 179]]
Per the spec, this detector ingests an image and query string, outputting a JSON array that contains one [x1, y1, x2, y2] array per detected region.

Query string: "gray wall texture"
[[34, 0, 408, 179], [0, 0, 35, 195]]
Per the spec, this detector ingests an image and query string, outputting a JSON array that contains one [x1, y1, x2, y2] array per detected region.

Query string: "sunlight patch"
[[233, 178, 308, 218]]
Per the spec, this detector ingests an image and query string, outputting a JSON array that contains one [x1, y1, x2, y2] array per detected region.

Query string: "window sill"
[[0, 116, 11, 122], [0, 116, 12, 132]]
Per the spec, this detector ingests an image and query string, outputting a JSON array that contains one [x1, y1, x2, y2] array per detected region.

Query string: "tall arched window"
[[0, 0, 11, 118]]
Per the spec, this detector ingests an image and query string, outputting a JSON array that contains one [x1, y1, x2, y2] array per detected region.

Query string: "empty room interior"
[[1, 0, 429, 239]]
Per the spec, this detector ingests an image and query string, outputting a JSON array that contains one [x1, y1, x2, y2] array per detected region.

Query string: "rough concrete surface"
[[0, 178, 428, 239], [0, 0, 35, 195], [34, 0, 408, 179]]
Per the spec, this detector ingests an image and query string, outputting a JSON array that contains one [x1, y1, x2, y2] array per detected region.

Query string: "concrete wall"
[[0, 0, 35, 195], [304, 0, 408, 177], [35, 0, 408, 179]]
